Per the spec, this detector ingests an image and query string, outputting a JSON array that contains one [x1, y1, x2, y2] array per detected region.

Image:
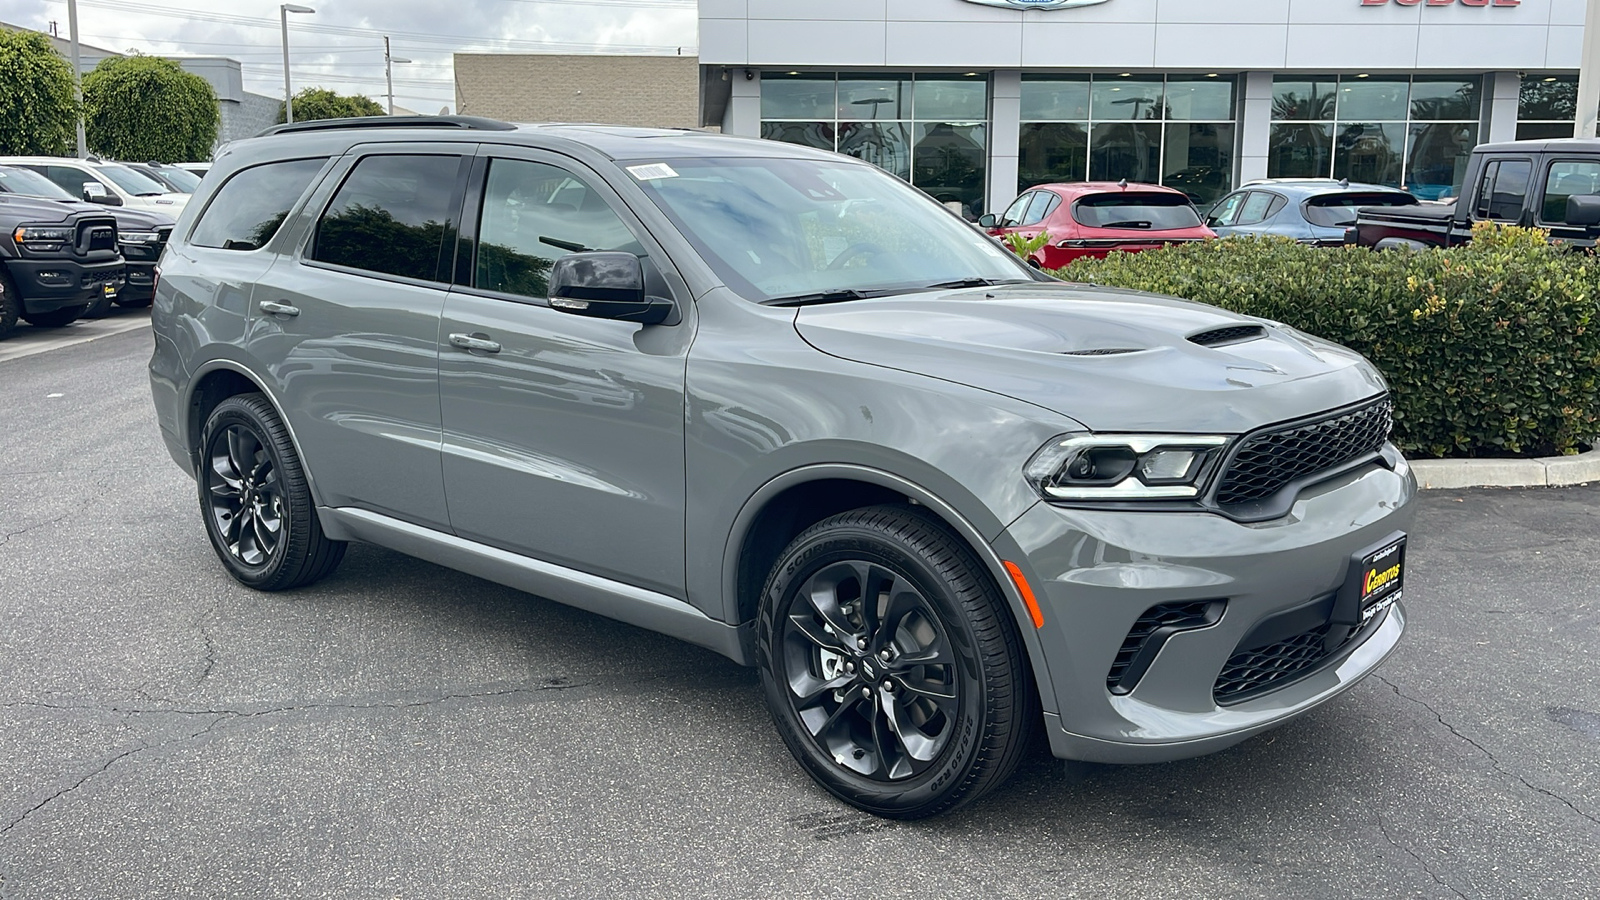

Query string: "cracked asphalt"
[[2, 325, 1599, 899]]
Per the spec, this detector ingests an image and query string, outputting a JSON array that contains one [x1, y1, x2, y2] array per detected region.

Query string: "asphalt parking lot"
[[2, 323, 1598, 899]]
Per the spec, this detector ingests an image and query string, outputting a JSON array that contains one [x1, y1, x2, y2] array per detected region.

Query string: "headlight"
[[119, 231, 160, 243], [1025, 434, 1231, 500], [13, 226, 73, 246]]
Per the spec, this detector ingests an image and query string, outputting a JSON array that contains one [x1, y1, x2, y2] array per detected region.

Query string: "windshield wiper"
[[1101, 220, 1154, 229], [767, 289, 886, 307], [921, 278, 1029, 290]]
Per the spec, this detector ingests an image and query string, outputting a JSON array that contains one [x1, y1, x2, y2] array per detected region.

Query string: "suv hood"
[[793, 282, 1387, 433]]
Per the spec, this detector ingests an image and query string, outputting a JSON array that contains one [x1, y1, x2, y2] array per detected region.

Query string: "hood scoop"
[[1062, 347, 1143, 357], [1189, 325, 1267, 348]]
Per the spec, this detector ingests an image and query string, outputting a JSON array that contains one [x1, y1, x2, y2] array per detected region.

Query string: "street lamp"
[[1578, 0, 1600, 139], [384, 36, 412, 116], [280, 4, 315, 124]]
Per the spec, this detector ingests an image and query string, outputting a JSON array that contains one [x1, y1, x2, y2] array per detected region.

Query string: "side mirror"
[[548, 251, 673, 325], [82, 182, 120, 205], [977, 213, 998, 228], [1565, 194, 1600, 228]]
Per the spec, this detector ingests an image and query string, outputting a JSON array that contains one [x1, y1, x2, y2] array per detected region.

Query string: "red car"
[[980, 182, 1216, 270]]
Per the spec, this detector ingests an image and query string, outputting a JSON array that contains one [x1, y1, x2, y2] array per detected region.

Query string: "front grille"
[[1107, 601, 1223, 694], [1215, 397, 1393, 506], [1189, 325, 1265, 347], [78, 220, 117, 253]]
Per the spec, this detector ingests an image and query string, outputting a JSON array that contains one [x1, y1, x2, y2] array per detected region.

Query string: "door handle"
[[448, 333, 502, 353], [260, 300, 300, 317]]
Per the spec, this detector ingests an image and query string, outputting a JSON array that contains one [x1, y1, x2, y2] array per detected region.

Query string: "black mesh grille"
[[1215, 397, 1393, 506], [1214, 625, 1334, 703], [1189, 325, 1266, 347], [1107, 601, 1219, 692]]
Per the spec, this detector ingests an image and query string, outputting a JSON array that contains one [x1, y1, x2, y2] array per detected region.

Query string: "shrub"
[[84, 55, 218, 163], [1056, 223, 1600, 459], [0, 30, 78, 156], [278, 88, 384, 124]]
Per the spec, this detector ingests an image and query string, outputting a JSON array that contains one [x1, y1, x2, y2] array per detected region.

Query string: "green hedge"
[[1055, 223, 1600, 459]]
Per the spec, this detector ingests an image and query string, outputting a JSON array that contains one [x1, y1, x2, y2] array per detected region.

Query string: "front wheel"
[[757, 505, 1035, 819], [198, 394, 346, 590], [21, 304, 88, 328]]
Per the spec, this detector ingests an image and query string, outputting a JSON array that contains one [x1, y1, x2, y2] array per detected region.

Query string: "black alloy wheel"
[[758, 505, 1035, 819], [198, 394, 345, 590]]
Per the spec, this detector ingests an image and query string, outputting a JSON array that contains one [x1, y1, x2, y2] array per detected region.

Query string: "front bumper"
[[7, 258, 125, 313], [120, 260, 157, 303], [997, 451, 1417, 763]]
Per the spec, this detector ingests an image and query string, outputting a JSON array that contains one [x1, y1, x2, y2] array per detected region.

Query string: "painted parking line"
[[0, 312, 150, 365]]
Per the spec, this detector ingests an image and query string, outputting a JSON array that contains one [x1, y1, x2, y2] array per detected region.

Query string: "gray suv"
[[150, 117, 1417, 818]]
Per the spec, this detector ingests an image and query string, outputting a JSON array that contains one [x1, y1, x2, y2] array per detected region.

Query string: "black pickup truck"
[[0, 193, 124, 339], [1348, 138, 1600, 250]]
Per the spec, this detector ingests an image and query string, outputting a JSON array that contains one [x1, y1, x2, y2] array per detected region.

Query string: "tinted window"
[[1235, 192, 1279, 226], [138, 165, 202, 193], [36, 165, 102, 197], [1303, 192, 1419, 228], [312, 154, 463, 282], [190, 158, 328, 251], [1207, 192, 1246, 227], [475, 158, 641, 300], [1020, 190, 1054, 226], [0, 165, 74, 200], [95, 164, 168, 195], [1475, 159, 1532, 222], [1540, 161, 1600, 224], [1072, 192, 1202, 231]]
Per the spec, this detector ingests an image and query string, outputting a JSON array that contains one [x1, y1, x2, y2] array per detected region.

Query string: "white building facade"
[[698, 0, 1595, 215]]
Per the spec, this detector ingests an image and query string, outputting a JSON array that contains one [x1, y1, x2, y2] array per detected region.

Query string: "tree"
[[84, 55, 218, 162], [277, 88, 384, 124], [0, 29, 79, 156]]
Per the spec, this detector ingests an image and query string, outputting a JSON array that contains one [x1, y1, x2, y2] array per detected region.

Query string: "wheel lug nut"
[[856, 638, 868, 650], [878, 649, 892, 662], [860, 686, 872, 699], [833, 689, 845, 702], [883, 681, 894, 693]]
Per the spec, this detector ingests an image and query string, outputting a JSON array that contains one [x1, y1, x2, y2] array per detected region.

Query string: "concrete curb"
[[1411, 448, 1600, 489]]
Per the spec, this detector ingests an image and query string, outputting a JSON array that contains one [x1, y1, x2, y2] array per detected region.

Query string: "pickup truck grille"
[[1214, 397, 1393, 507], [77, 218, 118, 254]]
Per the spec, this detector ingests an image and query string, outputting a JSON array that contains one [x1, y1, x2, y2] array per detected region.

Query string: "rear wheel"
[[21, 304, 89, 328], [757, 505, 1035, 819], [198, 393, 346, 590]]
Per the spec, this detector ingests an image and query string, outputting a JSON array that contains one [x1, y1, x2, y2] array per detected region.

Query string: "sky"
[[0, 0, 698, 112]]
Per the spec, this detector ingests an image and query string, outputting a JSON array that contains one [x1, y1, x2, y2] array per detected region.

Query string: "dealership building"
[[697, 0, 1598, 214]]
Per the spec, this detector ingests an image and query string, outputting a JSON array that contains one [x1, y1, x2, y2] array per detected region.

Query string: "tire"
[[20, 304, 89, 328], [115, 294, 153, 309], [0, 268, 18, 340], [757, 505, 1036, 819], [197, 393, 346, 591], [83, 289, 115, 319]]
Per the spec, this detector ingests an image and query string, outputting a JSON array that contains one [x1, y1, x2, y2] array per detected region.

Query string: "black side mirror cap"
[[548, 251, 673, 325], [1565, 194, 1600, 228], [977, 213, 998, 228]]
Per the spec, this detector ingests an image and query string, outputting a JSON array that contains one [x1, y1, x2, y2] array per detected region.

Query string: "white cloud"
[[0, 0, 697, 111]]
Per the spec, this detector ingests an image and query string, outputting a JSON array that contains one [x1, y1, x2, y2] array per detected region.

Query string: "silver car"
[[1207, 179, 1420, 246], [150, 118, 1416, 818]]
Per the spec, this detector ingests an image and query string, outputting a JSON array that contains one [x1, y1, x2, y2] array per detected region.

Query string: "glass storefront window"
[[1020, 78, 1089, 121], [1019, 122, 1088, 187], [1405, 122, 1477, 200], [760, 121, 834, 152], [1410, 77, 1479, 121], [1165, 76, 1235, 122], [1518, 74, 1600, 139], [761, 75, 836, 120], [1268, 123, 1333, 179], [838, 76, 910, 120], [914, 78, 988, 121], [1273, 79, 1337, 121], [1163, 123, 1235, 207], [1334, 122, 1405, 187], [1090, 122, 1162, 183], [913, 123, 988, 219], [1337, 77, 1409, 121], [837, 122, 912, 181], [1091, 77, 1165, 120]]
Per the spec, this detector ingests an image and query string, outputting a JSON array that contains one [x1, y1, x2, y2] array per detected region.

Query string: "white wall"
[[700, 0, 1587, 71]]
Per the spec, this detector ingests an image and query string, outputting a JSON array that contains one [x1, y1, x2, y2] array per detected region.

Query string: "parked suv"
[[0, 156, 188, 213], [150, 117, 1417, 818]]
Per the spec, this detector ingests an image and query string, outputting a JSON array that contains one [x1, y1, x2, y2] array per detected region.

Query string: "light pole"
[[280, 4, 315, 124], [1579, 0, 1600, 139], [384, 36, 412, 116], [68, 0, 85, 157]]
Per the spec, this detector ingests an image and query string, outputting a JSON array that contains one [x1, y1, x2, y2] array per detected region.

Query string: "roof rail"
[[256, 115, 517, 138]]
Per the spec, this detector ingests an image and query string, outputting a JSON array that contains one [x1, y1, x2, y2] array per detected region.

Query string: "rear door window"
[[35, 164, 102, 198], [1072, 192, 1202, 231], [1303, 192, 1419, 228], [310, 154, 466, 283], [189, 158, 328, 251], [1474, 158, 1532, 222], [1538, 161, 1600, 225], [1235, 192, 1283, 226]]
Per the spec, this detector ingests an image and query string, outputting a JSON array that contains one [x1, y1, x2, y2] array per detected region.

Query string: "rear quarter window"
[[1072, 192, 1202, 231], [189, 158, 329, 251]]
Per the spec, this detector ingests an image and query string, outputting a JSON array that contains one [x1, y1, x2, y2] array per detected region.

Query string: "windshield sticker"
[[628, 163, 679, 181]]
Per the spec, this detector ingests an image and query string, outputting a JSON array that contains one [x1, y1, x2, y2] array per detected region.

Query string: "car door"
[[1534, 158, 1600, 243], [1471, 157, 1534, 226], [436, 149, 692, 598], [248, 146, 470, 532], [1205, 191, 1246, 235]]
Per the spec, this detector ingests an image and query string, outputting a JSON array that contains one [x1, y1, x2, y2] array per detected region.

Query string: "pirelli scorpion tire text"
[[198, 394, 346, 591], [757, 505, 1036, 819]]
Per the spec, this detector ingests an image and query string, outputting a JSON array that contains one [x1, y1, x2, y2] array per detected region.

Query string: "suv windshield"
[[1072, 193, 1202, 231], [137, 165, 201, 193], [0, 165, 75, 201], [97, 164, 169, 196], [628, 157, 1029, 304], [1303, 192, 1418, 227]]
